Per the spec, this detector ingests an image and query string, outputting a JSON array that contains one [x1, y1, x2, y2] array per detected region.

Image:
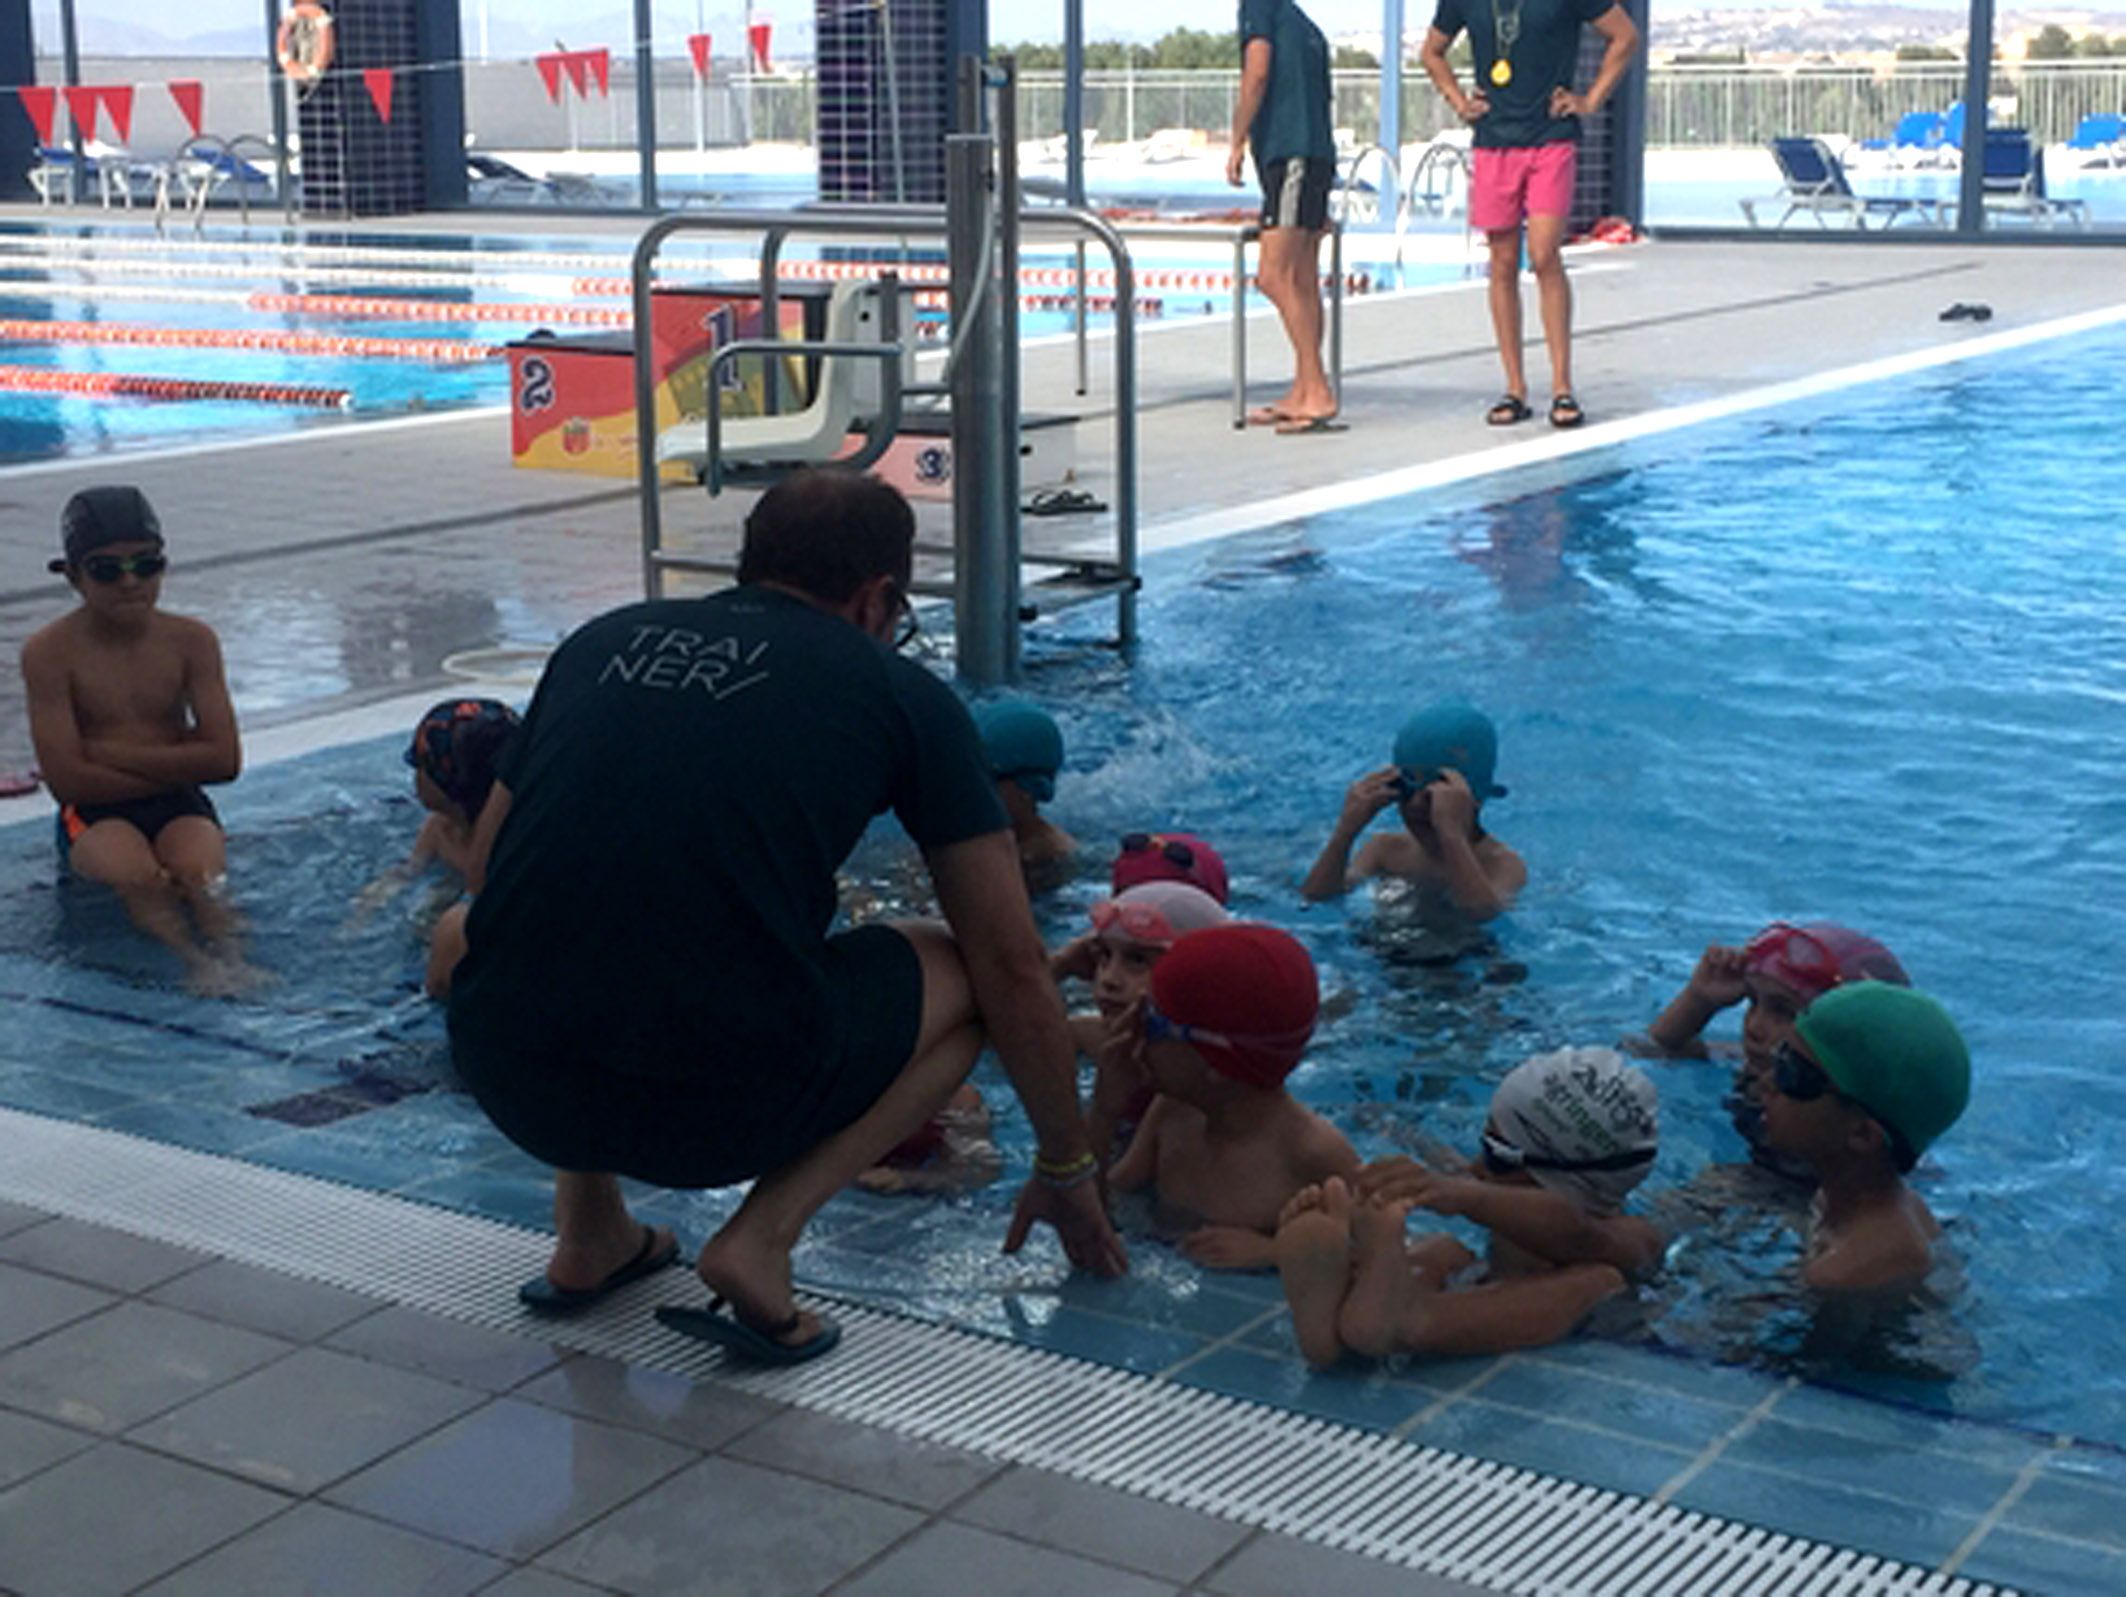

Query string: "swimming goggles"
[[1090, 899, 1181, 945], [1120, 832, 1196, 868], [1744, 922, 1840, 987], [1141, 1004, 1312, 1056], [1389, 769, 1433, 801], [81, 553, 167, 583], [1479, 1129, 1655, 1176]]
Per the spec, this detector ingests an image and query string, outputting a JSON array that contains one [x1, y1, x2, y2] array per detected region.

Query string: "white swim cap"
[[1089, 880, 1230, 948], [1486, 1047, 1660, 1216]]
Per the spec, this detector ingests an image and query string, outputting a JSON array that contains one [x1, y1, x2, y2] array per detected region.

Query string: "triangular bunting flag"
[[535, 53, 564, 104], [749, 21, 772, 72], [688, 33, 712, 79], [98, 84, 134, 145], [18, 85, 58, 146], [62, 84, 100, 143], [362, 67, 394, 124], [167, 79, 204, 138], [560, 51, 589, 99], [585, 49, 611, 97]]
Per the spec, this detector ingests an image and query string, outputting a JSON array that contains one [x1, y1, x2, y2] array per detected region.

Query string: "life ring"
[[276, 3, 335, 84]]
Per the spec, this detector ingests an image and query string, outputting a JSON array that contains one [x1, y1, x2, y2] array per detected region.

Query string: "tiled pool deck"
[[4, 213, 2126, 1593]]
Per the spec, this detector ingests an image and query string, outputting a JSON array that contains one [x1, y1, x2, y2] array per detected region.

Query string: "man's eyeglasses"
[[1478, 1130, 1655, 1177], [1120, 832, 1195, 869], [81, 553, 167, 584]]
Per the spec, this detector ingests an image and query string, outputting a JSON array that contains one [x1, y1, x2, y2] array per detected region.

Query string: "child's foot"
[[1275, 1176, 1356, 1368], [1338, 1199, 1415, 1360]]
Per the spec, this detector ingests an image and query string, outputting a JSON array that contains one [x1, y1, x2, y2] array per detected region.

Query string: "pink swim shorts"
[[1469, 142, 1578, 234]]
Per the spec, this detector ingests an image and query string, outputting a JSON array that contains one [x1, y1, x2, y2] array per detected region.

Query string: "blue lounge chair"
[[1740, 138, 1945, 230], [1864, 109, 1946, 164], [1980, 127, 2089, 228], [2064, 113, 2125, 169]]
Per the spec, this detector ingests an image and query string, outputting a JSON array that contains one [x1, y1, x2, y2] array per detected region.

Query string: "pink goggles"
[[1743, 921, 1907, 1002], [1091, 898, 1181, 946]]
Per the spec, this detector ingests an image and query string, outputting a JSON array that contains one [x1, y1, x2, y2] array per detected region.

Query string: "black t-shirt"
[[1432, 0, 1617, 149], [1240, 0, 1335, 166], [452, 587, 1005, 1078]]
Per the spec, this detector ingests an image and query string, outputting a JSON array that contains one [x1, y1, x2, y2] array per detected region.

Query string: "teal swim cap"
[[1392, 699, 1506, 803], [1795, 982, 1970, 1170], [975, 700, 1063, 802]]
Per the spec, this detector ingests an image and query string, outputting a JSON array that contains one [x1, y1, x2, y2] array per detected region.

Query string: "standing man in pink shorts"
[[1421, 0, 1639, 429]]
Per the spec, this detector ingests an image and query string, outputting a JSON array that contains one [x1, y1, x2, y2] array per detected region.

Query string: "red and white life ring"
[[276, 3, 336, 84]]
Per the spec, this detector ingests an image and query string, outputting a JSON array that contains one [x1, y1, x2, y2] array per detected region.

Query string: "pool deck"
[[4, 218, 2125, 1596]]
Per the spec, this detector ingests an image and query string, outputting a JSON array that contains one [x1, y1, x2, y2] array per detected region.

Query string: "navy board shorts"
[[1259, 156, 1333, 232], [54, 784, 219, 861], [450, 922, 924, 1190]]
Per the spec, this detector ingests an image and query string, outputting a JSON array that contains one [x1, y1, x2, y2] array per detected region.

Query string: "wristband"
[[1034, 1150, 1099, 1190]]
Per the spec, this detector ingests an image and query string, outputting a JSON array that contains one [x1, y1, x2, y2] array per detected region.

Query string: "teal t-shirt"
[[1431, 0, 1618, 149], [454, 587, 1005, 1079], [1240, 0, 1335, 166]]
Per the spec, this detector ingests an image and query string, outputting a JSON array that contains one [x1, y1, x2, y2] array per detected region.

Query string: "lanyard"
[[1489, 0, 1523, 85]]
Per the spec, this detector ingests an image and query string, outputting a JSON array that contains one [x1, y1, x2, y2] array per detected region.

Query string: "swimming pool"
[[3, 316, 2123, 1590]]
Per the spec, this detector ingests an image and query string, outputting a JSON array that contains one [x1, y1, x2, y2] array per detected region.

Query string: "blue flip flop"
[[656, 1297, 843, 1365], [517, 1225, 680, 1314]]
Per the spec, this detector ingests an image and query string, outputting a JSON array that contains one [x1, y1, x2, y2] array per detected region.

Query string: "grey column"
[[1955, 0, 1993, 236], [635, 0, 659, 209], [0, 0, 35, 201]]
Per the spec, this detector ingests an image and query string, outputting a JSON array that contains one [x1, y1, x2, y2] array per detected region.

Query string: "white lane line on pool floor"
[[1135, 298, 2126, 558]]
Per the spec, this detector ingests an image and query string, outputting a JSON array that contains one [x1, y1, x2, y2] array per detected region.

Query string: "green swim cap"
[[975, 700, 1063, 802], [1795, 982, 1970, 1169], [1392, 699, 1506, 803]]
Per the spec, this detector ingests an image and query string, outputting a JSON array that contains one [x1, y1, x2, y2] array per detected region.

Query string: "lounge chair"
[[2063, 113, 2125, 170], [1979, 127, 2089, 229], [1858, 110, 1946, 168], [1740, 138, 1946, 230]]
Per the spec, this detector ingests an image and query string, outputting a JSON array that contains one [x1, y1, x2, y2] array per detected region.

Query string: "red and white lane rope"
[[241, 291, 631, 326], [0, 364, 353, 408], [0, 318, 499, 363]]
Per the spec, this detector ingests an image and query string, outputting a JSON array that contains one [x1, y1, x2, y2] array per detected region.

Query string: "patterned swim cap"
[[406, 698, 520, 817]]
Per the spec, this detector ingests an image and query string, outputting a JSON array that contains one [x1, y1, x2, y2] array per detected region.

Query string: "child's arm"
[[1105, 1097, 1167, 1195], [82, 622, 241, 788], [1801, 1213, 1933, 1295], [1300, 768, 1401, 900], [1644, 944, 1749, 1056], [21, 633, 166, 805], [1421, 773, 1520, 920], [1367, 1165, 1664, 1276], [1050, 930, 1100, 986]]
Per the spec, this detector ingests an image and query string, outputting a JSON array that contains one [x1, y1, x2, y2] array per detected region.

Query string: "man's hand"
[[1341, 767, 1405, 830], [1004, 1176, 1129, 1276], [1550, 87, 1593, 119], [1457, 92, 1492, 123], [1225, 141, 1247, 187]]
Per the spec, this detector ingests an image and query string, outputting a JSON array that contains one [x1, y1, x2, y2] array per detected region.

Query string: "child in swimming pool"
[[974, 700, 1075, 886], [1758, 982, 1969, 1295], [1636, 920, 1908, 1182], [21, 487, 260, 997], [1106, 923, 1358, 1269], [1301, 699, 1525, 921], [1277, 1047, 1663, 1366]]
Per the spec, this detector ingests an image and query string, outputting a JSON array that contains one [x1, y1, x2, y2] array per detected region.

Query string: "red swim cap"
[[1148, 923, 1318, 1088], [1110, 830, 1230, 905], [1743, 921, 1909, 1005]]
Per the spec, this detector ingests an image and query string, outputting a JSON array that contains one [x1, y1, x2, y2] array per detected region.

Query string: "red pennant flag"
[[585, 49, 611, 97], [688, 33, 712, 79], [362, 67, 394, 124], [98, 85, 134, 144], [18, 85, 58, 146], [560, 51, 589, 99], [535, 53, 564, 103], [167, 79, 204, 138], [749, 21, 772, 72], [62, 84, 100, 142]]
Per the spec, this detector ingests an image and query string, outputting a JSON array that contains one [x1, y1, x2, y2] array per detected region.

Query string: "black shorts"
[[56, 785, 219, 859], [1259, 156, 1333, 232], [450, 923, 924, 1190]]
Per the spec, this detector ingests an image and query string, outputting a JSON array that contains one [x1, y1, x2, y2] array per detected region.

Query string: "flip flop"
[[1549, 393, 1586, 429], [517, 1224, 680, 1314], [1275, 416, 1348, 436], [656, 1296, 843, 1366], [1023, 487, 1109, 516], [0, 769, 40, 799], [1487, 395, 1533, 426]]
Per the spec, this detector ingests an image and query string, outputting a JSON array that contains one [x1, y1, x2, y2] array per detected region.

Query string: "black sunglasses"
[[888, 584, 920, 651], [1120, 832, 1194, 868], [82, 553, 167, 583]]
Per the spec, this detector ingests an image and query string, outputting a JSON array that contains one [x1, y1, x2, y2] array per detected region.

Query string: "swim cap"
[[407, 698, 521, 817], [1090, 881, 1229, 948], [50, 486, 163, 574], [975, 700, 1063, 802], [1148, 922, 1318, 1089], [1392, 699, 1507, 804], [1794, 982, 1969, 1170], [1743, 921, 1909, 1004], [1488, 1047, 1660, 1216], [1110, 831, 1231, 905]]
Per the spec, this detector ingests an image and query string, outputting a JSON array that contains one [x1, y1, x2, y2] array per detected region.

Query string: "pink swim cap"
[[1110, 831, 1230, 904], [1148, 923, 1318, 1089], [1743, 921, 1909, 1004]]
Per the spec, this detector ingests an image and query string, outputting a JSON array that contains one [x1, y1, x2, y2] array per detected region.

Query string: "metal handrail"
[[1336, 141, 1402, 228], [152, 134, 284, 234], [1407, 138, 1472, 218]]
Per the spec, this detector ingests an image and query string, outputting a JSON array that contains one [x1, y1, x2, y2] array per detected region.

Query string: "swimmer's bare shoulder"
[[1804, 1195, 1940, 1294], [1352, 830, 1428, 884]]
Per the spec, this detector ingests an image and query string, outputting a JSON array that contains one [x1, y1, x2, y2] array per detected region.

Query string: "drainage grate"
[[0, 1106, 2013, 1597]]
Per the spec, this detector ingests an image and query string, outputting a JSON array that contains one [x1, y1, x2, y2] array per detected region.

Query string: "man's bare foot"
[[1276, 1175, 1356, 1368], [1338, 1198, 1416, 1360], [694, 1226, 826, 1351]]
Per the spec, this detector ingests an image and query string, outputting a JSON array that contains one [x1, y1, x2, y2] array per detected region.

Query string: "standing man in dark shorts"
[[449, 470, 1125, 1363], [1228, 0, 1340, 434], [1421, 0, 1638, 428]]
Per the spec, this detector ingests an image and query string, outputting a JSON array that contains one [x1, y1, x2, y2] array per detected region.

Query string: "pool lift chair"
[[1740, 138, 1946, 230]]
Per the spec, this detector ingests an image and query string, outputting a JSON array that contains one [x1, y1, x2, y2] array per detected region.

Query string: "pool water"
[[3, 319, 2124, 1580]]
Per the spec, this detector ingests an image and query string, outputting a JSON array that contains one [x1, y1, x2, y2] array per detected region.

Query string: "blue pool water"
[[4, 320, 2125, 1580]]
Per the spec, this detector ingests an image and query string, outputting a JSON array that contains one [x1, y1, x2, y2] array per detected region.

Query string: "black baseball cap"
[[50, 486, 164, 574]]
